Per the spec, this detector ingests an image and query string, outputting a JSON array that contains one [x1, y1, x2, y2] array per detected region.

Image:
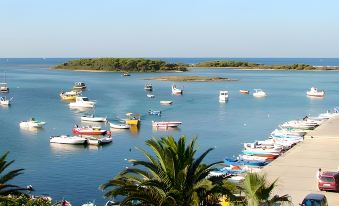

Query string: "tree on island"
[[100, 136, 235, 206]]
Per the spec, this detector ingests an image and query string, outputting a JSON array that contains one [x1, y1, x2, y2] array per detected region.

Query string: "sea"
[[0, 58, 339, 205]]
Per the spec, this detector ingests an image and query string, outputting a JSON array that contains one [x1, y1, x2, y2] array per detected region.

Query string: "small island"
[[193, 60, 339, 70], [54, 58, 188, 72], [144, 76, 236, 82]]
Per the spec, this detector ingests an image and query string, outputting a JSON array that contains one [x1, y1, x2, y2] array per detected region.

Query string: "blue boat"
[[148, 110, 161, 116], [224, 157, 268, 167]]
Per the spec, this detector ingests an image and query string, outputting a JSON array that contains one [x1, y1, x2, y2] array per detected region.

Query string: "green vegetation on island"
[[54, 58, 188, 72], [193, 60, 339, 70], [144, 75, 236, 82]]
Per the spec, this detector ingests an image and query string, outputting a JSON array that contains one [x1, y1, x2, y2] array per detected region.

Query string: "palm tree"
[[241, 172, 291, 206], [100, 136, 234, 206], [0, 151, 33, 200]]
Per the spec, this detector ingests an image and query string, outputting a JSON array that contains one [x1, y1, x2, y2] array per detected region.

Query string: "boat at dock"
[[81, 115, 107, 122], [238, 154, 275, 161], [253, 89, 267, 98], [69, 97, 96, 108], [152, 121, 182, 128], [172, 84, 183, 95], [72, 126, 107, 135], [306, 87, 324, 97], [19, 118, 46, 128], [50, 135, 87, 145], [224, 157, 268, 167], [144, 83, 153, 91], [219, 90, 229, 102]]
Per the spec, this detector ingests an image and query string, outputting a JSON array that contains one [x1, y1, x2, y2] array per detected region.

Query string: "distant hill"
[[54, 58, 188, 72]]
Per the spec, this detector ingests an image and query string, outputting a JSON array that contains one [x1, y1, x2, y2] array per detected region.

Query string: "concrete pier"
[[262, 115, 339, 205]]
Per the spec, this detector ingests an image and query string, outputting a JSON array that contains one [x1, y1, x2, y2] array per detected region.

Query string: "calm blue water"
[[1, 58, 339, 205]]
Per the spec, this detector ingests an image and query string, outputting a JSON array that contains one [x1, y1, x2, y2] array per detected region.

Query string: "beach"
[[263, 115, 339, 205]]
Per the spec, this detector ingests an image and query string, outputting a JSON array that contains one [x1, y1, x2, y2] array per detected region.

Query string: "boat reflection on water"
[[129, 125, 139, 136], [152, 126, 180, 132], [19, 127, 42, 135], [69, 106, 93, 113], [307, 96, 324, 100], [50, 143, 87, 154]]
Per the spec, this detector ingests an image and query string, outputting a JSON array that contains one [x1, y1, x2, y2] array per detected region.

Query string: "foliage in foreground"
[[0, 195, 51, 206], [55, 58, 188, 72], [100, 136, 234, 206]]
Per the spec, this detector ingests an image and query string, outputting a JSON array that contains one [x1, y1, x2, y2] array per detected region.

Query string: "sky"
[[0, 0, 338, 58]]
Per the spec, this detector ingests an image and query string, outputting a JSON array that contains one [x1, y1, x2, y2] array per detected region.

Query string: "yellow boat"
[[59, 90, 81, 100], [125, 113, 140, 126]]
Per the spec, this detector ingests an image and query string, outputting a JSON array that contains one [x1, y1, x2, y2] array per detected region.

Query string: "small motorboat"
[[109, 122, 130, 129], [0, 96, 12, 105], [60, 90, 81, 100], [219, 90, 229, 102], [0, 83, 9, 93], [306, 87, 325, 97], [122, 73, 130, 76], [148, 110, 161, 116], [253, 89, 267, 98], [152, 121, 182, 128], [72, 125, 107, 135], [144, 83, 153, 91], [69, 97, 96, 108], [19, 118, 46, 128], [81, 115, 107, 122], [50, 135, 87, 145], [73, 82, 86, 90], [124, 113, 140, 126], [240, 90, 249, 94], [172, 84, 183, 95], [160, 100, 173, 105], [224, 157, 268, 167], [147, 94, 155, 98], [86, 136, 112, 145], [238, 154, 274, 161]]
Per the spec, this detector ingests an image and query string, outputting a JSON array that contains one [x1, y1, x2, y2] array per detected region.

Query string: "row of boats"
[[209, 108, 339, 183], [218, 87, 325, 103]]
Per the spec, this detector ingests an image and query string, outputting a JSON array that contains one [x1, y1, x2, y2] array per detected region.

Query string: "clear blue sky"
[[1, 0, 338, 58]]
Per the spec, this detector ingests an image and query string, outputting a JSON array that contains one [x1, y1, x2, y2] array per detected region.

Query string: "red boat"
[[72, 126, 107, 135]]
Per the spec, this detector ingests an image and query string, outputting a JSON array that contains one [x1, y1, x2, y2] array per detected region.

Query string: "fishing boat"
[[253, 89, 267, 98], [109, 122, 130, 129], [73, 82, 86, 90], [171, 84, 183, 95], [147, 94, 155, 98], [240, 90, 249, 94], [86, 136, 112, 145], [160, 100, 172, 105], [19, 118, 46, 128], [148, 110, 161, 116], [224, 157, 268, 167], [307, 87, 325, 97], [0, 72, 9, 93], [238, 154, 274, 161], [69, 97, 96, 108], [242, 149, 280, 157], [219, 91, 229, 102], [72, 125, 107, 135], [124, 113, 140, 126], [0, 96, 12, 105], [50, 135, 87, 145], [244, 142, 283, 153], [144, 83, 153, 91], [271, 128, 306, 137], [152, 121, 182, 128], [81, 115, 107, 122]]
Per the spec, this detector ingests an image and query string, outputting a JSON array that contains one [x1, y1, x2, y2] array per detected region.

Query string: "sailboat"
[[0, 72, 9, 93]]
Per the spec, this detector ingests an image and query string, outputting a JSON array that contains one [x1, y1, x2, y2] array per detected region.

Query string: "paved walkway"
[[262, 116, 339, 205]]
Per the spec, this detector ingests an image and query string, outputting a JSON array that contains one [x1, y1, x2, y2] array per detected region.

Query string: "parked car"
[[300, 193, 328, 206], [318, 171, 339, 191]]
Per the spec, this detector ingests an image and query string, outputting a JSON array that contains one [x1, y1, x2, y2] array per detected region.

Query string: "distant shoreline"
[[144, 76, 237, 82]]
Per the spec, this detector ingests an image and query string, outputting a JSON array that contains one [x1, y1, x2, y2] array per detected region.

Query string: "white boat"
[[19, 118, 46, 128], [172, 84, 183, 95], [50, 135, 87, 145], [0, 96, 12, 105], [219, 91, 229, 102], [160, 100, 172, 105], [152, 121, 182, 128], [306, 87, 325, 97], [243, 142, 283, 154], [86, 137, 112, 145], [318, 109, 339, 119], [271, 129, 306, 137], [0, 72, 9, 93], [253, 89, 267, 98], [73, 82, 86, 90], [81, 115, 107, 122], [109, 122, 130, 129], [144, 83, 153, 91], [238, 154, 271, 161], [147, 94, 155, 98], [69, 97, 96, 108]]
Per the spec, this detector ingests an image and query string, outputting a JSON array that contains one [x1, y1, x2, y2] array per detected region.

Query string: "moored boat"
[[50, 135, 87, 145], [152, 121, 182, 128], [69, 96, 96, 108], [172, 84, 183, 95], [219, 90, 229, 102], [306, 87, 325, 97], [72, 126, 107, 135], [148, 110, 161, 116], [81, 115, 107, 122], [224, 157, 268, 167], [253, 89, 267, 98], [0, 83, 9, 93], [124, 113, 140, 126], [240, 90, 249, 94], [144, 83, 153, 91], [109, 122, 130, 129], [86, 136, 112, 145], [147, 94, 155, 98], [19, 118, 46, 128], [0, 96, 12, 105], [160, 100, 172, 105], [73, 82, 86, 90]]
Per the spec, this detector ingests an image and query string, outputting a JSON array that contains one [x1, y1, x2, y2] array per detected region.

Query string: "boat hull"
[[152, 121, 182, 128]]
